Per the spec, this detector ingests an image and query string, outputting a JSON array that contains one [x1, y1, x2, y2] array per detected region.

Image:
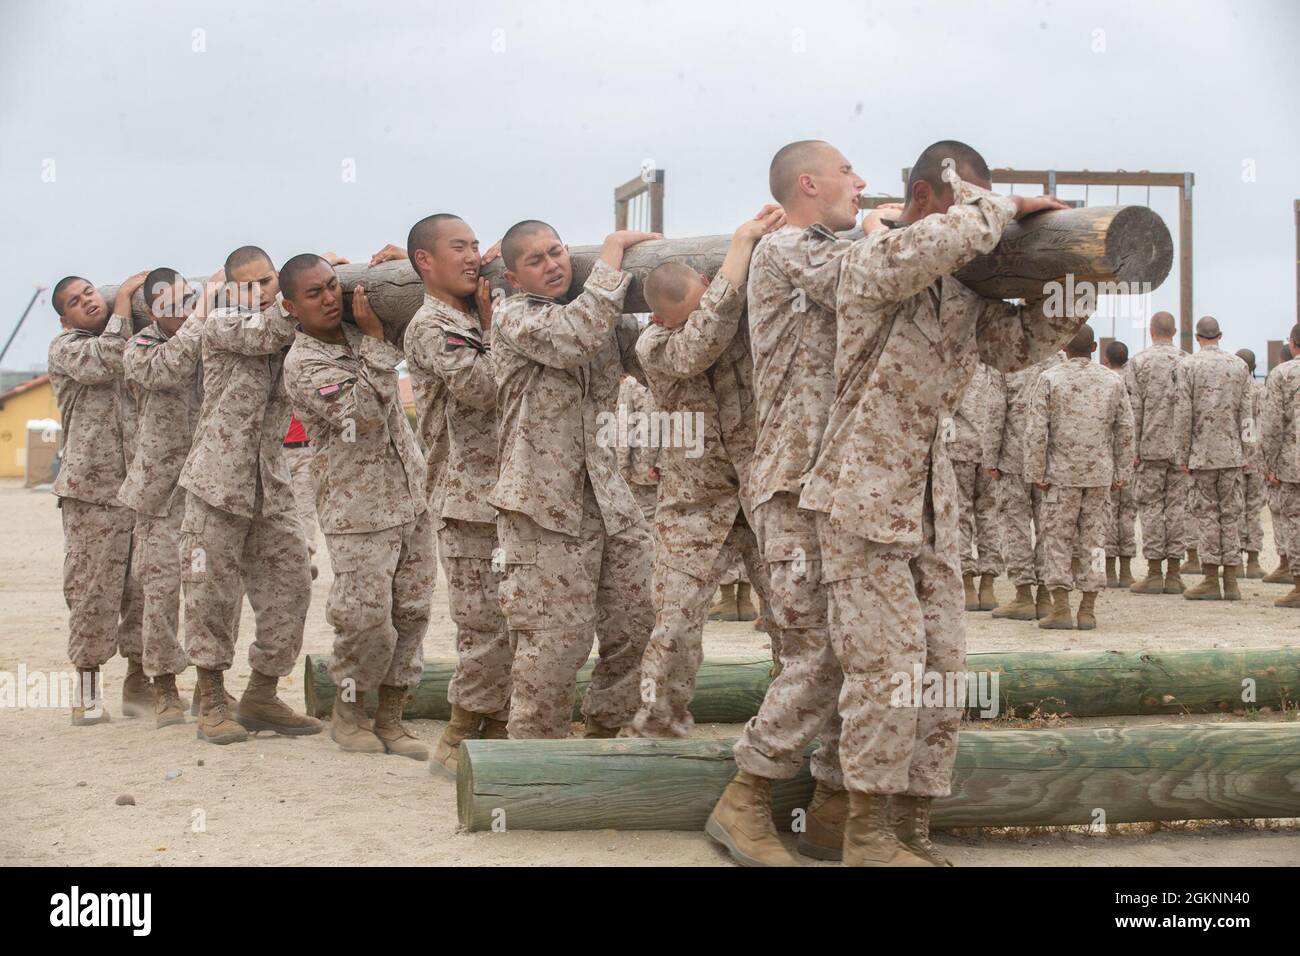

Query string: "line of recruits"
[[50, 138, 1089, 866]]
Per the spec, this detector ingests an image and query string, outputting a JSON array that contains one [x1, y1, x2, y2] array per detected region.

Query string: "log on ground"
[[305, 646, 1300, 722], [456, 724, 1300, 832]]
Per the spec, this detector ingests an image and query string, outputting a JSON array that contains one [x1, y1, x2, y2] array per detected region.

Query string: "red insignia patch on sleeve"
[[317, 383, 343, 397], [444, 335, 468, 349], [135, 336, 152, 345]]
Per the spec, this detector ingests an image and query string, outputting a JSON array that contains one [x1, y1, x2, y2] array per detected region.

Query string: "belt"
[[283, 440, 310, 448]]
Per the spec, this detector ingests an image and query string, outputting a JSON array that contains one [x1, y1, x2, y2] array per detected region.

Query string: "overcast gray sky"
[[2, 0, 1297, 370]]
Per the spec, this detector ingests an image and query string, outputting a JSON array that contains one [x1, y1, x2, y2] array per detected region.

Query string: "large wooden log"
[[302, 653, 773, 722], [456, 724, 1300, 832], [102, 205, 1172, 342], [304, 647, 1300, 722]]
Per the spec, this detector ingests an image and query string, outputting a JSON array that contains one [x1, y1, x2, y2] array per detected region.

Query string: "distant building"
[[0, 374, 60, 481]]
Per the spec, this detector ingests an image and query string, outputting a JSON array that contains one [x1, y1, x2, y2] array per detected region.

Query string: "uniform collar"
[[422, 292, 483, 334]]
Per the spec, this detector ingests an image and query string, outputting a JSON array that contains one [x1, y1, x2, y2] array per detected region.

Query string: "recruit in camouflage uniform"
[[1239, 369, 1266, 577], [990, 354, 1060, 619], [1125, 329, 1191, 593], [1102, 359, 1138, 586], [1180, 319, 1251, 600], [179, 297, 319, 743], [1023, 342, 1135, 629], [491, 258, 655, 739], [632, 269, 773, 738], [1261, 344, 1300, 605], [726, 223, 851, 860], [800, 171, 1088, 866], [49, 297, 143, 722], [285, 313, 433, 759], [118, 311, 208, 725], [947, 361, 1005, 611], [405, 291, 511, 770]]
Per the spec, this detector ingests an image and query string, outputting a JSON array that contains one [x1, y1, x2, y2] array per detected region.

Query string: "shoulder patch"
[[135, 336, 153, 345], [444, 335, 468, 349], [317, 383, 344, 397]]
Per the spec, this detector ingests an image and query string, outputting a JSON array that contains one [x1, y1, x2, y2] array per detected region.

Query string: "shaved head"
[[52, 275, 90, 315], [644, 262, 700, 315], [1105, 340, 1129, 368], [769, 140, 835, 205], [501, 220, 560, 270], [224, 245, 272, 277], [406, 213, 464, 277], [905, 140, 990, 197], [279, 253, 330, 300], [1066, 323, 1095, 357], [1150, 311, 1176, 338], [1236, 348, 1256, 374]]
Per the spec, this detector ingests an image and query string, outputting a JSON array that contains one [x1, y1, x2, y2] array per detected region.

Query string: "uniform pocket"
[[179, 506, 208, 582]]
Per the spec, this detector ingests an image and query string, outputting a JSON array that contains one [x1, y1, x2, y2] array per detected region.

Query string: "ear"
[[1091, 341, 1098, 354], [503, 269, 520, 289], [798, 172, 816, 197], [281, 296, 297, 317], [911, 179, 932, 208], [649, 312, 664, 327]]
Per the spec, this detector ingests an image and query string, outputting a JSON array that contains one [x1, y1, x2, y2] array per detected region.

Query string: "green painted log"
[[456, 724, 1300, 831], [302, 653, 774, 722], [305, 647, 1300, 722]]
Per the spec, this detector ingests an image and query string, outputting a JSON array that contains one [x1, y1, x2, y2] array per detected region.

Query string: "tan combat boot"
[[1104, 557, 1118, 589], [236, 669, 323, 735], [1076, 591, 1098, 630], [1035, 585, 1052, 620], [891, 794, 953, 866], [991, 584, 1035, 620], [195, 668, 248, 745], [977, 573, 997, 611], [708, 583, 738, 621], [1163, 559, 1185, 594], [1181, 547, 1201, 575], [1184, 564, 1222, 600], [1275, 575, 1300, 608], [705, 771, 800, 867], [1245, 551, 1264, 579], [842, 792, 931, 867], [372, 685, 428, 760], [1263, 554, 1291, 584], [429, 704, 481, 777], [331, 693, 384, 754], [153, 673, 186, 729], [735, 582, 758, 621], [1222, 564, 1242, 601], [796, 782, 848, 861], [121, 658, 153, 718], [1118, 556, 1134, 588], [190, 680, 236, 717], [479, 716, 509, 739], [71, 667, 111, 726], [1131, 558, 1165, 594], [1038, 588, 1075, 629], [962, 573, 979, 611], [583, 715, 620, 738]]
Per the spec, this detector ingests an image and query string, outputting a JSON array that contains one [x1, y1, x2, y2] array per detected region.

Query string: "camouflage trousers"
[[181, 492, 310, 677], [495, 480, 654, 738], [953, 460, 1003, 576], [324, 511, 434, 693], [1105, 479, 1137, 558], [633, 513, 769, 737], [733, 493, 843, 790], [438, 517, 511, 719], [1268, 484, 1284, 555], [1190, 468, 1243, 567], [133, 496, 189, 678], [816, 499, 964, 797], [283, 443, 319, 557], [1240, 467, 1265, 554], [1136, 459, 1188, 560], [1001, 479, 1046, 586], [60, 498, 142, 669], [1041, 485, 1110, 592], [1270, 481, 1300, 559]]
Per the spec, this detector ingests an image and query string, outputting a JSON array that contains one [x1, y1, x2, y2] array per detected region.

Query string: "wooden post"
[[1179, 174, 1195, 353], [1268, 339, 1285, 373], [456, 724, 1300, 832]]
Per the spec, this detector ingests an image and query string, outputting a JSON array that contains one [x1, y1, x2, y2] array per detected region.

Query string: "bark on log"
[[102, 205, 1172, 342], [304, 647, 1300, 722], [456, 724, 1300, 831]]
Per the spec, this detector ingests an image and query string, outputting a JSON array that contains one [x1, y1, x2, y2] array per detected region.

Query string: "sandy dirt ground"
[[2, 478, 1297, 867]]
